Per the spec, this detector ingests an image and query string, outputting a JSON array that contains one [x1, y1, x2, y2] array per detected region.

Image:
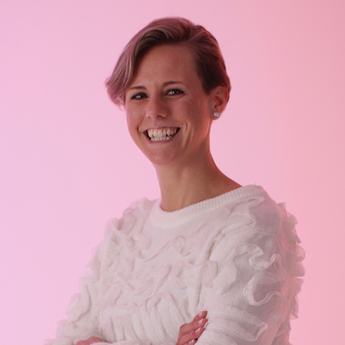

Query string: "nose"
[[145, 94, 167, 119]]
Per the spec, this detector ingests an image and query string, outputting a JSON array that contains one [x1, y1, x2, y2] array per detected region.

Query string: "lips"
[[145, 127, 180, 142]]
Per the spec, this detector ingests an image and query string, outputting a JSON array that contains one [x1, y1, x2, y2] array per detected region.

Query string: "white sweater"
[[46, 185, 304, 345]]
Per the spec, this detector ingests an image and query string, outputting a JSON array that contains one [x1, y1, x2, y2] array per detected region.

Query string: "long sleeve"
[[46, 186, 304, 345], [45, 199, 155, 345], [45, 231, 108, 345], [197, 198, 304, 345]]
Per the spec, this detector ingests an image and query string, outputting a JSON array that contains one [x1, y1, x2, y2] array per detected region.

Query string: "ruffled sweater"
[[46, 185, 304, 345]]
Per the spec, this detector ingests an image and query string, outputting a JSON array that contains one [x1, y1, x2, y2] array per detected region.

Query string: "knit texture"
[[45, 185, 304, 345]]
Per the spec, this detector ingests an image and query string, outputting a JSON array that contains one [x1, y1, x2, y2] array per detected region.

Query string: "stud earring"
[[213, 112, 221, 119]]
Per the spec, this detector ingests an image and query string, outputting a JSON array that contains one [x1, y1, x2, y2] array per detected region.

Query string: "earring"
[[213, 112, 221, 119]]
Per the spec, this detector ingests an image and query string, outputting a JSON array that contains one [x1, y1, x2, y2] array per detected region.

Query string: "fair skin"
[[125, 44, 240, 211], [78, 44, 240, 345]]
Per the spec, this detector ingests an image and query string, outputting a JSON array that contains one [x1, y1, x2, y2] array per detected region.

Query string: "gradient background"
[[1, 1, 344, 344]]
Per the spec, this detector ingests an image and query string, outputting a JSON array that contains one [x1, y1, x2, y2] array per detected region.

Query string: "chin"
[[145, 151, 179, 167]]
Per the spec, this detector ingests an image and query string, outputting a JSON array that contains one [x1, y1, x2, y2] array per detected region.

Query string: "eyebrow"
[[163, 81, 184, 86], [127, 81, 185, 91]]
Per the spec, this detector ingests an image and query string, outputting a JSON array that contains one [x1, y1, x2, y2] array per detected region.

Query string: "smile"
[[146, 127, 180, 142]]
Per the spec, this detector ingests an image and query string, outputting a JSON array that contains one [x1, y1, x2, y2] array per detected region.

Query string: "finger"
[[179, 312, 208, 335], [195, 311, 207, 320], [178, 326, 205, 345], [176, 311, 208, 345], [185, 340, 196, 345], [76, 337, 105, 345]]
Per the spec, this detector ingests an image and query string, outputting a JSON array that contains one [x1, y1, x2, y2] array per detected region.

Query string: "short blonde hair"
[[106, 17, 231, 107]]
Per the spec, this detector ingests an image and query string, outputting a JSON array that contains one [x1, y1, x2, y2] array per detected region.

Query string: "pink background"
[[1, 1, 344, 344]]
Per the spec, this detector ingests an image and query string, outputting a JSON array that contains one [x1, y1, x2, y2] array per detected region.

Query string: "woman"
[[47, 17, 304, 345]]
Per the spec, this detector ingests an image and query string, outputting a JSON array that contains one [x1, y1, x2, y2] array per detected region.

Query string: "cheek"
[[126, 111, 144, 147], [126, 106, 137, 124], [126, 112, 137, 135], [126, 105, 143, 124], [186, 98, 208, 122]]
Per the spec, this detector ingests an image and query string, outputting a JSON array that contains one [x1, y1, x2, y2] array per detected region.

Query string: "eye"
[[131, 92, 147, 100], [166, 89, 184, 96]]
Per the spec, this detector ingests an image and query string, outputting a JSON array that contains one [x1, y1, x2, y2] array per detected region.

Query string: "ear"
[[210, 85, 229, 115]]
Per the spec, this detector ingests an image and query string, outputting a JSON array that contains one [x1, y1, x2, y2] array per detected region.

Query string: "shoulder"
[[91, 198, 156, 265], [242, 187, 302, 250], [106, 197, 154, 234], [220, 185, 295, 236], [210, 185, 303, 258], [209, 185, 304, 270]]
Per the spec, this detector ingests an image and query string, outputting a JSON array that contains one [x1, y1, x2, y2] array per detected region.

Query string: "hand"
[[76, 336, 106, 345], [176, 311, 208, 345]]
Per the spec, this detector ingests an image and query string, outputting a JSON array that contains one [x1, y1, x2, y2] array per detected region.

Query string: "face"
[[124, 44, 217, 167]]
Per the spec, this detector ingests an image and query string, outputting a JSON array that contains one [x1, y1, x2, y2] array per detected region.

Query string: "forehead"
[[130, 44, 200, 85]]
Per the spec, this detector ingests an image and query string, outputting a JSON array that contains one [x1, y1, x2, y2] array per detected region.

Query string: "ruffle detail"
[[277, 203, 305, 322], [197, 195, 305, 345], [47, 186, 304, 345]]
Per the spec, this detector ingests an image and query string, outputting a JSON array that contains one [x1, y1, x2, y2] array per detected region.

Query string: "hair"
[[105, 17, 231, 107]]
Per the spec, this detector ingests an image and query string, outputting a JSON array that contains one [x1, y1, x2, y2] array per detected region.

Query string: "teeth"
[[147, 128, 178, 141]]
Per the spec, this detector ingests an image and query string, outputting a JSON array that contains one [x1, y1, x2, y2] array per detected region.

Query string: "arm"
[[47, 212, 210, 345], [75, 312, 208, 345], [45, 227, 112, 345], [196, 202, 304, 345]]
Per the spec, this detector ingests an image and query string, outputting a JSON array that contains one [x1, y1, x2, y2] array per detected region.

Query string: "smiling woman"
[[46, 17, 304, 345], [124, 44, 226, 176]]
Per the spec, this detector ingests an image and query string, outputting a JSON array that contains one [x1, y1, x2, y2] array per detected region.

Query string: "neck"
[[154, 152, 241, 212]]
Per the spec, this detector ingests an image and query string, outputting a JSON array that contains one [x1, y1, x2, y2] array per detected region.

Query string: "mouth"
[[145, 127, 180, 142]]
